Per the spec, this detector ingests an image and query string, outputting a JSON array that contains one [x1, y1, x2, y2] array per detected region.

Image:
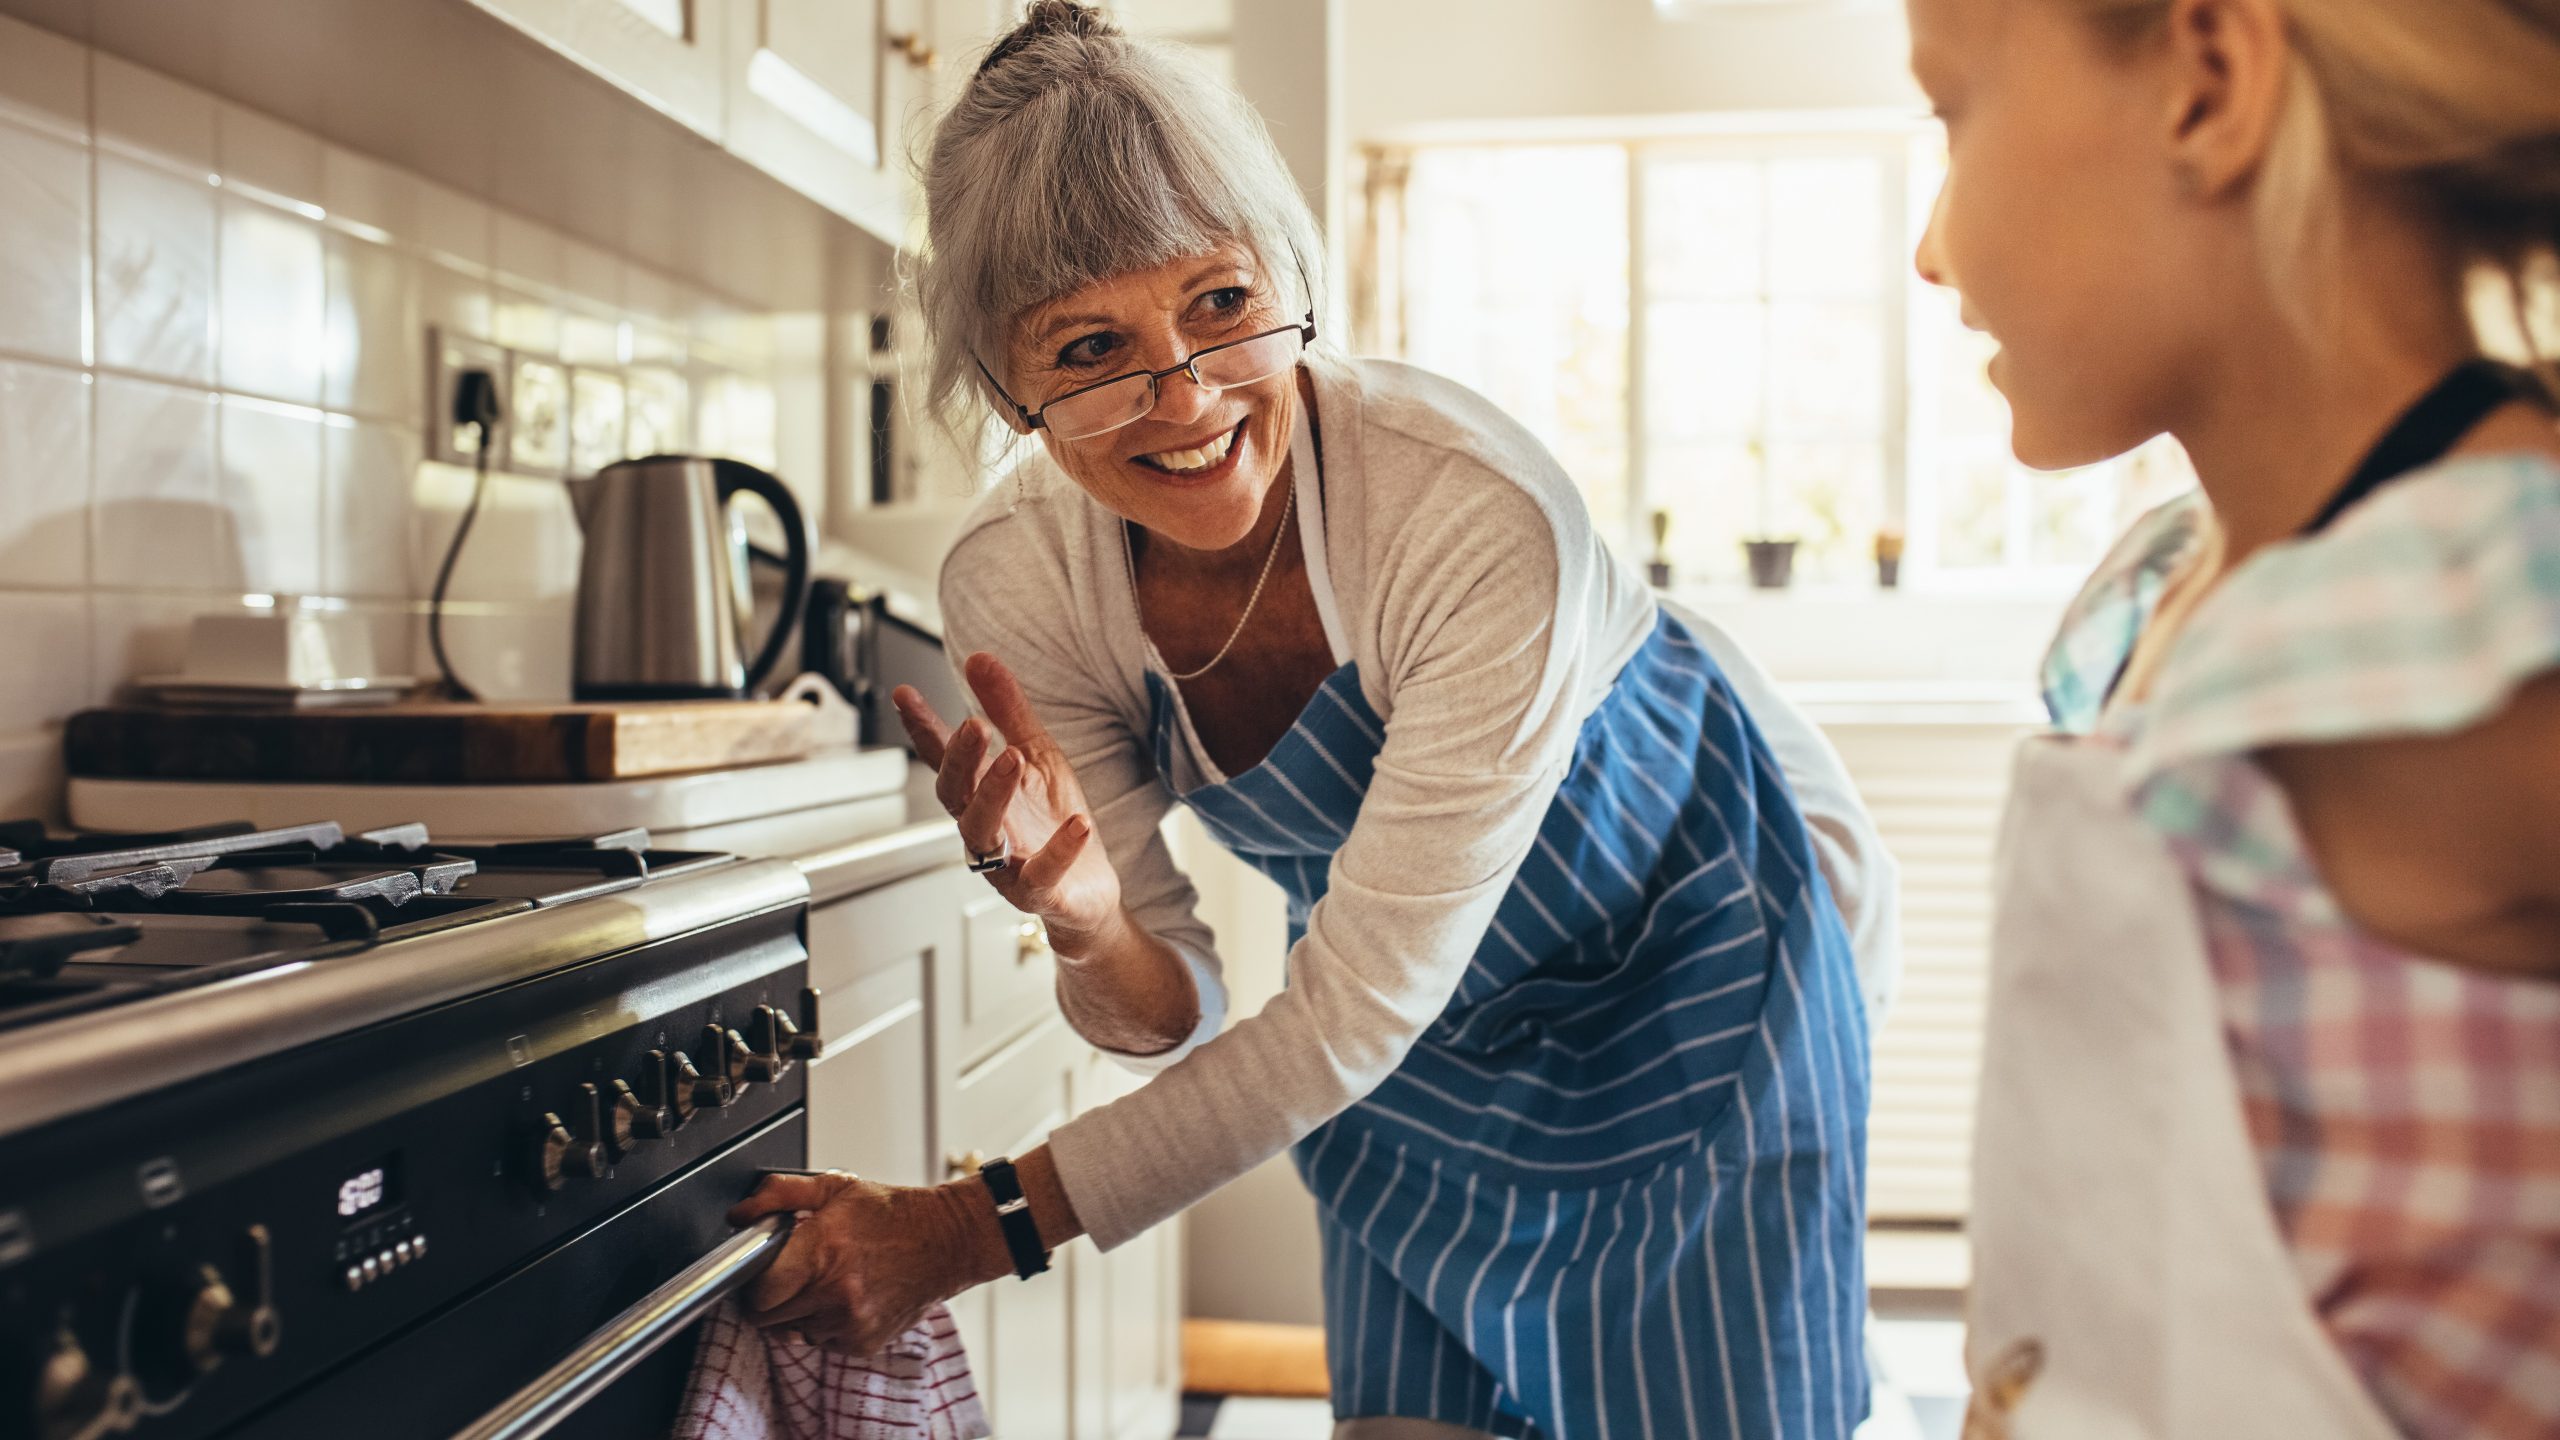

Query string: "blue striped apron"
[[1148, 609, 1872, 1438]]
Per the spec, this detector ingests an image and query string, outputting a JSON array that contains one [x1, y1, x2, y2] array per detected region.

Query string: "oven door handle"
[[452, 1213, 795, 1440]]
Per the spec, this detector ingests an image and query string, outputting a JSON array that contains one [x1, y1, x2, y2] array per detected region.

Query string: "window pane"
[[2028, 467, 2117, 567], [1934, 440, 2013, 569], [1644, 157, 1762, 300], [1768, 439, 1886, 581], [1403, 146, 1631, 543], [1769, 300, 1885, 438], [1645, 301, 1763, 439], [1646, 440, 1758, 586], [1769, 158, 1882, 299]]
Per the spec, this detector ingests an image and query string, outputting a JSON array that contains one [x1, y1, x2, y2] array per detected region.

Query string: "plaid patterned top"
[[2042, 455, 2560, 1440]]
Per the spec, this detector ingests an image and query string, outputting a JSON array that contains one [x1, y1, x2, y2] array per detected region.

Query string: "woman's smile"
[[1129, 418, 1248, 485]]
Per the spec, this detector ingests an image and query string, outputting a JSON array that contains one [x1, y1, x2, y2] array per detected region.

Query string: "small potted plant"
[[1742, 537, 1799, 590], [1874, 528, 1906, 589]]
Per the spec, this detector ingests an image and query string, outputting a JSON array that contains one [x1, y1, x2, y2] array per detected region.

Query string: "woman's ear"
[[2159, 0, 2294, 201]]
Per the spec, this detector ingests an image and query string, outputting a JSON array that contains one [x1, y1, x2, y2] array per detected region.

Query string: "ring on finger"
[[967, 834, 1010, 874]]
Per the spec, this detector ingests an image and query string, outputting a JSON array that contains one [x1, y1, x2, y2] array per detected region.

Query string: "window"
[[1367, 128, 2194, 590]]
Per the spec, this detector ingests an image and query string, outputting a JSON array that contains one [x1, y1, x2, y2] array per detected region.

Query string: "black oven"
[[0, 858, 818, 1440]]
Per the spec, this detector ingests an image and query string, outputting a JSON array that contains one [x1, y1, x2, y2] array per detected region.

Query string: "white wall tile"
[[324, 231, 420, 421], [218, 197, 327, 405], [323, 418, 420, 598], [493, 212, 563, 292], [419, 259, 494, 344], [216, 103, 323, 210], [218, 398, 325, 596], [95, 155, 216, 382], [0, 592, 92, 731], [94, 55, 216, 171], [407, 602, 574, 702], [0, 730, 65, 825], [560, 237, 619, 311], [0, 119, 90, 365], [494, 287, 562, 354], [0, 13, 84, 139], [411, 465, 582, 603], [321, 144, 412, 243], [92, 377, 231, 590], [413, 179, 489, 271], [0, 361, 90, 587]]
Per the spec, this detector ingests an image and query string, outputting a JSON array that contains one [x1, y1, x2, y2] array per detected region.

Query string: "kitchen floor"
[[1176, 1315, 1968, 1439]]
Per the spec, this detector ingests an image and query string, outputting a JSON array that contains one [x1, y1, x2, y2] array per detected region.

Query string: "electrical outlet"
[[428, 329, 510, 465]]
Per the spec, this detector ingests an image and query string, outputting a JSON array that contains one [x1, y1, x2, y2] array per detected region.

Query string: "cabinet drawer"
[[804, 958, 929, 1187], [807, 864, 971, 996], [955, 893, 1056, 1070]]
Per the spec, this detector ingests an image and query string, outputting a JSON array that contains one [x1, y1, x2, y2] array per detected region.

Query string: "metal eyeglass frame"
[[973, 300, 1319, 439]]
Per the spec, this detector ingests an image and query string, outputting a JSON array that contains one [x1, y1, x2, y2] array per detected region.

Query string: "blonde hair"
[[2071, 0, 2560, 374]]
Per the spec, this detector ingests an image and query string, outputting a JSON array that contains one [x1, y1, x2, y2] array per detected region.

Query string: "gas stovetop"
[[0, 819, 729, 1033]]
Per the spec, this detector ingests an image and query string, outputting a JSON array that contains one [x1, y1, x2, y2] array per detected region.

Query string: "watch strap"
[[977, 1157, 1051, 1280]]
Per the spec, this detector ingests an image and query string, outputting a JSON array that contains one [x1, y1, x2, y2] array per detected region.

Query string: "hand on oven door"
[[726, 1170, 1009, 1357]]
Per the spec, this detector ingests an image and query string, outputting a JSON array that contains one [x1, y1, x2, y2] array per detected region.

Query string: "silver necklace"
[[1129, 484, 1296, 683]]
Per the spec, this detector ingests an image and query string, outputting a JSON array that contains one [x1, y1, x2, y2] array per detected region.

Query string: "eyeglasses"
[[976, 310, 1318, 441]]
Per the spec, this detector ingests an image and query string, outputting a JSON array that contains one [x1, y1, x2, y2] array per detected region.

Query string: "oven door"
[[239, 1111, 806, 1440]]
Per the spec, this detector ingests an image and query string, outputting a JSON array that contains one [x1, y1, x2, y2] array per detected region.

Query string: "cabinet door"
[[469, 0, 728, 140], [956, 893, 1059, 1070], [944, 1022, 1081, 1440], [1072, 1052, 1184, 1440], [724, 0, 907, 242], [804, 958, 929, 1187]]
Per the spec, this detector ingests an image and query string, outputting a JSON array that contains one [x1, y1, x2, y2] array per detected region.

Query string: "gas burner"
[[0, 819, 732, 1032]]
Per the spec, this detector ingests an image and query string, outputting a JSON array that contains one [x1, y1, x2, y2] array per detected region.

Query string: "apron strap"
[[2301, 359, 2547, 536]]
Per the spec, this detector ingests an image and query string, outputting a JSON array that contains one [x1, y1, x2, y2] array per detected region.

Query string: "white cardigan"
[[938, 350, 1898, 1250]]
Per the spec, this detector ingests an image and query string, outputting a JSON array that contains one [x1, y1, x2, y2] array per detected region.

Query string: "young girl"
[[1905, 0, 2560, 1435]]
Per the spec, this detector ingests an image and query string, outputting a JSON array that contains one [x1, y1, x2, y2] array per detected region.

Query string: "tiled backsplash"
[[0, 12, 816, 822]]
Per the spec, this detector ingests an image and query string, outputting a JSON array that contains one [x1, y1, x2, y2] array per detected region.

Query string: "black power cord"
[[428, 369, 502, 703]]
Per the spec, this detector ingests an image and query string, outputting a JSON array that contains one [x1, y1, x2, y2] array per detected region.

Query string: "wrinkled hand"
[[726, 1172, 999, 1358], [895, 653, 1123, 954]]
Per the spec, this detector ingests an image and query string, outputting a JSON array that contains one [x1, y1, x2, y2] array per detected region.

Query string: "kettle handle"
[[711, 459, 812, 695]]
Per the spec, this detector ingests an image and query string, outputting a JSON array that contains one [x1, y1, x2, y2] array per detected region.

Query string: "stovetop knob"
[[132, 1246, 266, 1395], [789, 985, 826, 1061], [741, 1007, 792, 1085], [527, 1110, 578, 1193], [6, 1312, 127, 1440], [604, 1079, 657, 1156], [693, 1025, 742, 1109], [663, 1050, 704, 1125], [563, 1083, 612, 1180]]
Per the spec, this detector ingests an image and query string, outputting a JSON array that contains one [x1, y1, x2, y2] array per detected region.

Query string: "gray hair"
[[914, 1, 1327, 435]]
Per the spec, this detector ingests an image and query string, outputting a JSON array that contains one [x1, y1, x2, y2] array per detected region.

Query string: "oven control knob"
[[661, 1050, 702, 1127], [133, 1255, 263, 1393], [626, 1052, 678, 1139], [6, 1313, 120, 1440], [789, 985, 826, 1061], [563, 1083, 613, 1179], [603, 1079, 656, 1156], [693, 1026, 741, 1108], [528, 1110, 579, 1193], [741, 1007, 792, 1084]]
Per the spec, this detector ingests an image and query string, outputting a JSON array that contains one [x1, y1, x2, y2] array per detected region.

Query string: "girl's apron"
[[1143, 423, 1872, 1439], [1965, 359, 2544, 1438], [1962, 738, 2399, 1440]]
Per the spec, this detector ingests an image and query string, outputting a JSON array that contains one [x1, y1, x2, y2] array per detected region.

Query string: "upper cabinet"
[[469, 0, 731, 142], [467, 0, 1014, 248]]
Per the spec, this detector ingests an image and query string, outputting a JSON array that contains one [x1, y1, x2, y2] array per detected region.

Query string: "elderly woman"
[[730, 4, 1897, 1435]]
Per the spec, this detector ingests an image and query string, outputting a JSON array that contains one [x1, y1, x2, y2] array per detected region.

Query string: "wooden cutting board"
[[64, 699, 827, 785]]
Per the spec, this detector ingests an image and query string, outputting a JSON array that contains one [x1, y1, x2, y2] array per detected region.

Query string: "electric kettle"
[[570, 455, 812, 700]]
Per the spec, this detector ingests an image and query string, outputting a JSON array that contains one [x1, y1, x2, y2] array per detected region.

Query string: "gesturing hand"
[[894, 652, 1123, 954]]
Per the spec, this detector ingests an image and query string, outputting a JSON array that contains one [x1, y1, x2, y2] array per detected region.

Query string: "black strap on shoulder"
[[2302, 360, 2544, 536], [977, 1157, 1052, 1280]]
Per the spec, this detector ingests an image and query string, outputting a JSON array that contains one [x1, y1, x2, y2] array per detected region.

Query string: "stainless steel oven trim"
[[452, 1213, 796, 1440], [0, 859, 812, 1139]]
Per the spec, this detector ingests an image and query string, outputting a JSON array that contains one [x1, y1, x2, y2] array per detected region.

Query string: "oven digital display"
[[336, 1155, 402, 1221]]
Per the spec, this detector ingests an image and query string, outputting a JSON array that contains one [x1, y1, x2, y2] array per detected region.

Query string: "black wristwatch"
[[977, 1157, 1051, 1280]]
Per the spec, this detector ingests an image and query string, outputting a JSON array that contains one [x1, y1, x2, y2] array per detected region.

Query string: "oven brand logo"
[[137, 1157, 185, 1209]]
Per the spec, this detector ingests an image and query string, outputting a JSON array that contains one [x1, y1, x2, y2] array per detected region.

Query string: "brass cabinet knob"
[[1017, 918, 1048, 964], [945, 1149, 989, 1180], [888, 31, 938, 69]]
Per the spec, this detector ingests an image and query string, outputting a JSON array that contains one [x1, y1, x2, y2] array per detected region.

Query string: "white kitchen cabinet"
[[1074, 1050, 1186, 1440], [723, 0, 936, 243], [941, 1018, 1083, 1440], [468, 0, 730, 141], [804, 958, 931, 1186]]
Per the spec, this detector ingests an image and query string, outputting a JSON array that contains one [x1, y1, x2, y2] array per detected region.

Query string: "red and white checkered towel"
[[671, 1302, 989, 1440]]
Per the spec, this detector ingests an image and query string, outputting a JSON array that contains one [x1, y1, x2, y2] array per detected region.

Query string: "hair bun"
[[978, 1, 1121, 76]]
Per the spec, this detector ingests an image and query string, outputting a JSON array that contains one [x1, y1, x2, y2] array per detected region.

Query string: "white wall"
[[1344, 0, 1920, 141]]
